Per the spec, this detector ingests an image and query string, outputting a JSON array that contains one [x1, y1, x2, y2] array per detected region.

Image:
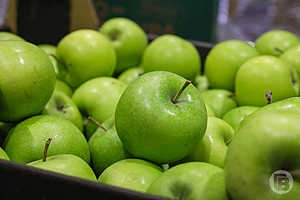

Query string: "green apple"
[[225, 110, 300, 200], [222, 106, 259, 130], [141, 35, 201, 81], [72, 77, 126, 124], [0, 147, 9, 160], [281, 45, 300, 80], [0, 41, 56, 122], [147, 162, 228, 200], [89, 124, 128, 176], [57, 29, 116, 88], [98, 158, 162, 193], [184, 117, 234, 168], [235, 56, 298, 106], [0, 32, 24, 41], [206, 104, 215, 117], [43, 91, 83, 131], [99, 18, 148, 74], [255, 30, 300, 57], [4, 115, 90, 164], [39, 44, 56, 55], [115, 71, 207, 164], [28, 154, 96, 181], [205, 40, 258, 91], [201, 89, 237, 118], [55, 79, 73, 97], [118, 67, 144, 85], [194, 74, 209, 92], [39, 44, 67, 81]]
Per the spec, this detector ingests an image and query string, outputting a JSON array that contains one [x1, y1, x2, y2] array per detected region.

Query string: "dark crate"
[[94, 0, 220, 43]]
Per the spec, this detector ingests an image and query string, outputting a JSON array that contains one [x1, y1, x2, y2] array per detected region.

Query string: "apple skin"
[[205, 40, 258, 91], [225, 110, 300, 200], [141, 35, 201, 81], [28, 154, 96, 181], [0, 41, 56, 122], [0, 32, 24, 41], [4, 115, 90, 164], [98, 158, 163, 193], [0, 147, 9, 160], [118, 67, 144, 85], [99, 18, 148, 74], [195, 74, 209, 92], [147, 162, 228, 200], [222, 106, 259, 130], [115, 71, 207, 164], [55, 80, 73, 97], [281, 45, 300, 80], [201, 89, 237, 118], [235, 56, 298, 106], [89, 125, 129, 176], [255, 30, 300, 57], [205, 104, 215, 117], [72, 77, 126, 125], [39, 44, 67, 81], [57, 30, 116, 88], [184, 117, 234, 168], [43, 91, 83, 131]]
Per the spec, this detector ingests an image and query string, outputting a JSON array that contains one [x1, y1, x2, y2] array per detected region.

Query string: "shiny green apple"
[[205, 40, 258, 91], [0, 41, 56, 122], [185, 117, 234, 168], [225, 110, 300, 200], [55, 80, 73, 97], [43, 91, 83, 131], [194, 74, 209, 92], [281, 45, 300, 80], [57, 30, 116, 88], [141, 35, 201, 81], [255, 30, 300, 57], [28, 154, 96, 181], [99, 18, 147, 74], [201, 89, 237, 118], [115, 71, 207, 164], [98, 158, 162, 193], [4, 115, 90, 164], [118, 67, 144, 84], [235, 56, 298, 106], [0, 32, 24, 41], [73, 77, 126, 125], [222, 106, 259, 130], [147, 162, 228, 200], [89, 123, 128, 176]]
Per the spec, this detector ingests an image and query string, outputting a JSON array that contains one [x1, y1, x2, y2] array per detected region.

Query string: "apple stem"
[[87, 116, 107, 132], [290, 170, 300, 179], [43, 138, 52, 162], [274, 48, 284, 54], [266, 91, 272, 104], [172, 80, 192, 104]]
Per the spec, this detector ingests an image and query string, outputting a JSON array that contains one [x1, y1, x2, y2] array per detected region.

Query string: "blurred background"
[[0, 0, 300, 45]]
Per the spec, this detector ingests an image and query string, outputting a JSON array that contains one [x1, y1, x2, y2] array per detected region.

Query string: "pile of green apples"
[[0, 17, 300, 200]]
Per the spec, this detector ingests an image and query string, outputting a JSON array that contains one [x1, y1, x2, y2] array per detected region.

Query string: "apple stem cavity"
[[172, 80, 192, 104], [274, 47, 284, 54], [266, 91, 272, 104], [43, 138, 52, 162], [87, 116, 107, 132]]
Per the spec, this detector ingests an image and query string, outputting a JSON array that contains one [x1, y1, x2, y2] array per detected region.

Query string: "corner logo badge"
[[269, 170, 294, 195]]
